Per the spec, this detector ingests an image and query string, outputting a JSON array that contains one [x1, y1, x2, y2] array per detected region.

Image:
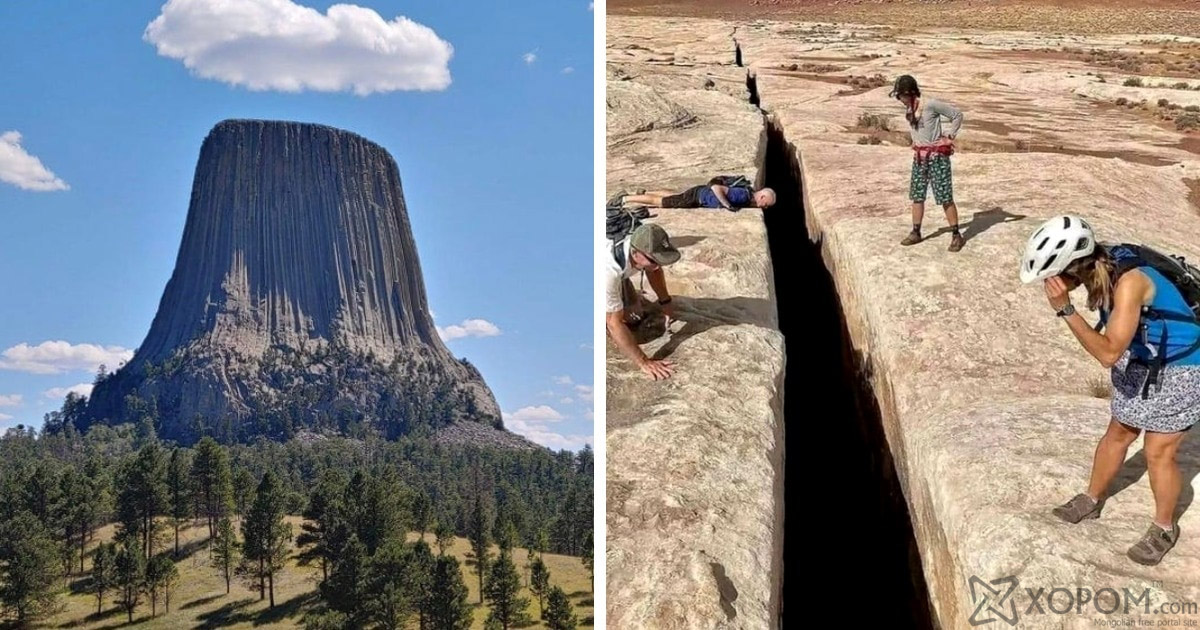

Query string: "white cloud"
[[0, 131, 68, 192], [561, 66, 574, 74], [43, 383, 94, 400], [505, 405, 565, 423], [585, 409, 594, 421], [522, 51, 537, 65], [552, 375, 574, 386], [0, 395, 22, 407], [588, 2, 594, 11], [0, 413, 11, 422], [574, 384, 594, 402], [580, 342, 593, 350], [503, 405, 590, 451], [0, 341, 134, 375], [144, 0, 453, 95], [559, 397, 574, 405], [436, 318, 501, 341]]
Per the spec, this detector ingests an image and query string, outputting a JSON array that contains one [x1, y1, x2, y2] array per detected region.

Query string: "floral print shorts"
[[910, 154, 954, 205]]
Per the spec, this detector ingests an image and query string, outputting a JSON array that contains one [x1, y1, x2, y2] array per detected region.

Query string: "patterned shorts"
[[1111, 353, 1200, 433], [910, 154, 954, 205]]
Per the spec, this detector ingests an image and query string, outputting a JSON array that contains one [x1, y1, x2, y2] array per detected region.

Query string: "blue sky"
[[0, 0, 594, 450]]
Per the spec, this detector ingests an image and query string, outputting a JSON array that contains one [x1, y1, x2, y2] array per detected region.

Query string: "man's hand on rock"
[[639, 358, 675, 381]]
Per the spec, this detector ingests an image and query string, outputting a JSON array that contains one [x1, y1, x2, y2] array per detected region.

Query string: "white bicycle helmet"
[[1019, 214, 1096, 284]]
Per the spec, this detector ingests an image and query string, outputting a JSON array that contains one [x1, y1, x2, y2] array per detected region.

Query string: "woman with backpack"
[[1020, 214, 1200, 566]]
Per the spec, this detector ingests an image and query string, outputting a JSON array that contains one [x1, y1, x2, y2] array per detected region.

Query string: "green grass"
[[28, 518, 593, 629]]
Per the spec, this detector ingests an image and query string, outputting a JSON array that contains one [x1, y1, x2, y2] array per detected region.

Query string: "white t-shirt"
[[603, 236, 638, 313]]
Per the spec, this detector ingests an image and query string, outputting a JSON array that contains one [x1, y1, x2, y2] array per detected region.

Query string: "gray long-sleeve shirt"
[[908, 98, 963, 146]]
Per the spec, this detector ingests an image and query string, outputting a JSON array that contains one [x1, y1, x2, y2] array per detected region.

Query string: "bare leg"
[[911, 201, 926, 228], [943, 201, 959, 228], [901, 201, 925, 245], [944, 201, 964, 251], [1086, 419, 1142, 499], [1144, 430, 1186, 526], [623, 191, 676, 207]]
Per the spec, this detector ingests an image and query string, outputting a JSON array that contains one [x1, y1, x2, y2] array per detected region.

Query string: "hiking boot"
[[1127, 523, 1180, 566], [949, 232, 965, 252], [900, 230, 922, 246], [1052, 493, 1104, 524]]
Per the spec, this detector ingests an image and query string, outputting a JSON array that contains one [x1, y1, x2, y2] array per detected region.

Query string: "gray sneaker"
[[1127, 523, 1180, 566], [1052, 493, 1104, 524]]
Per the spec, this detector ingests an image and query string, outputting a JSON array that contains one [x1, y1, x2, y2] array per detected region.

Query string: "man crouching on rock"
[[891, 74, 966, 252], [605, 223, 680, 381]]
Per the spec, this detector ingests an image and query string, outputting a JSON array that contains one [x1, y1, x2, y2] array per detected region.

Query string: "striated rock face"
[[85, 119, 501, 444]]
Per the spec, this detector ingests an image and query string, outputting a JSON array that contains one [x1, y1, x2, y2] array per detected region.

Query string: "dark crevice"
[[762, 118, 937, 630], [734, 40, 743, 67], [746, 71, 760, 108]]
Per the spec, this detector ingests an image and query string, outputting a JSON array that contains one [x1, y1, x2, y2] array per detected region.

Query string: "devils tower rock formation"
[[84, 119, 502, 444]]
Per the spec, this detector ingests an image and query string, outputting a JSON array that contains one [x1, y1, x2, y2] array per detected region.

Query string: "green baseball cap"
[[629, 223, 681, 266]]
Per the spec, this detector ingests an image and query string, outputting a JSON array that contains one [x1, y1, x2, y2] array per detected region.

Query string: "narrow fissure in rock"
[[761, 118, 937, 630], [746, 71, 760, 109], [735, 40, 743, 67]]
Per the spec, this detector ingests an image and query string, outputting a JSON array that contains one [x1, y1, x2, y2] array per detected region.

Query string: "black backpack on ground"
[[1103, 242, 1200, 397], [606, 193, 649, 268]]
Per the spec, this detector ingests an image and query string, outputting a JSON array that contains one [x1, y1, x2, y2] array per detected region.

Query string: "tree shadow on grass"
[[194, 598, 255, 630], [566, 590, 590, 598], [59, 606, 123, 628], [253, 591, 319, 626], [180, 593, 225, 610]]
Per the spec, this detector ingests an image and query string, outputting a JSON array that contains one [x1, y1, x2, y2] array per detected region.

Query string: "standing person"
[[1020, 215, 1200, 566], [604, 222, 681, 381], [890, 74, 965, 252]]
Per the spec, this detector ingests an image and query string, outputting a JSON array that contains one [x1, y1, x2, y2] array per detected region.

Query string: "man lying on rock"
[[1021, 215, 1200, 566], [890, 74, 966, 252], [616, 176, 777, 212], [604, 222, 681, 381]]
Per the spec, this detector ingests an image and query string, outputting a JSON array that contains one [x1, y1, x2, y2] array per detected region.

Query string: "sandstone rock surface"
[[609, 15, 1200, 629], [607, 23, 784, 630], [85, 120, 501, 443]]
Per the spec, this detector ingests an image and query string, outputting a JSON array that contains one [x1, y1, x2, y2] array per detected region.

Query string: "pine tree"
[[410, 540, 435, 630], [211, 516, 239, 594], [145, 554, 177, 616], [0, 511, 62, 624], [91, 542, 116, 613], [297, 470, 344, 584], [114, 536, 145, 623], [411, 490, 431, 538], [322, 533, 367, 626], [468, 492, 490, 604], [426, 555, 472, 630], [166, 448, 191, 557], [366, 539, 413, 630], [581, 530, 594, 592], [241, 471, 291, 608], [233, 467, 255, 520], [77, 458, 111, 574], [191, 437, 233, 538], [530, 555, 550, 618], [434, 520, 454, 556], [544, 585, 578, 630], [484, 549, 530, 630], [116, 442, 168, 559]]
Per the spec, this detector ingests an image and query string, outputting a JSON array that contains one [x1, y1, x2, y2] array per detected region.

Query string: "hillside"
[[32, 518, 593, 629]]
